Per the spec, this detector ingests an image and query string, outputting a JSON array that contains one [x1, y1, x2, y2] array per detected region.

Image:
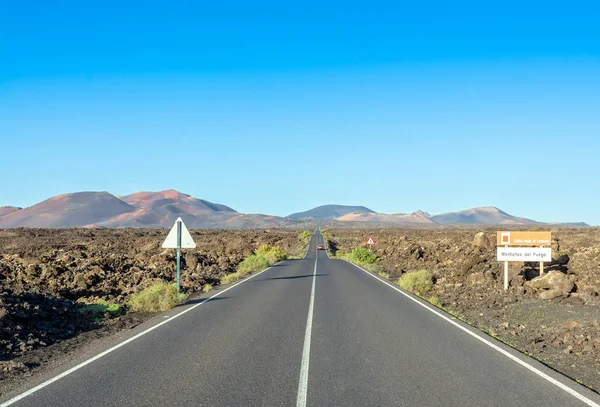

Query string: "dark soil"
[[325, 227, 600, 392]]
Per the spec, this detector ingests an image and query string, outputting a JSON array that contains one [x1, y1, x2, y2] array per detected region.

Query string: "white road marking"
[[296, 238, 318, 407], [344, 260, 600, 407], [0, 263, 280, 407], [302, 235, 312, 259]]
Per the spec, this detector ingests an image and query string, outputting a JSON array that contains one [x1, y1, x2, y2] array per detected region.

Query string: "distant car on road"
[[317, 244, 324, 250]]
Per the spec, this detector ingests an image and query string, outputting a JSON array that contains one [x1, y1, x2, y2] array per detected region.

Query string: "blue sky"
[[1, 1, 599, 224]]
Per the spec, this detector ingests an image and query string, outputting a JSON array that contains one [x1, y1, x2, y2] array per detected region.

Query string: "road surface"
[[2, 233, 599, 406]]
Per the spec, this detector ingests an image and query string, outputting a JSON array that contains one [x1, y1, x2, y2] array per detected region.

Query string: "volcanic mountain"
[[0, 192, 136, 228], [96, 190, 237, 228], [337, 211, 435, 224], [96, 190, 296, 229], [430, 206, 540, 225], [288, 205, 376, 219], [0, 206, 21, 217], [119, 190, 235, 213]]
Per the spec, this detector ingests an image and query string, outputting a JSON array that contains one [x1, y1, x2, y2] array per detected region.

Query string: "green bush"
[[378, 271, 390, 279], [128, 283, 188, 313], [397, 270, 433, 294], [221, 272, 242, 285], [221, 245, 288, 286], [349, 247, 380, 265], [237, 253, 271, 274], [78, 300, 123, 321], [428, 296, 442, 307], [299, 231, 312, 244], [333, 247, 380, 271], [255, 244, 287, 264]]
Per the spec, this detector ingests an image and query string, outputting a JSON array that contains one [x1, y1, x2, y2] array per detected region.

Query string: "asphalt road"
[[2, 233, 600, 407]]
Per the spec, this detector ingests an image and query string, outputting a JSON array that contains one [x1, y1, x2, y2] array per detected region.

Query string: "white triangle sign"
[[367, 236, 375, 246], [162, 218, 196, 249]]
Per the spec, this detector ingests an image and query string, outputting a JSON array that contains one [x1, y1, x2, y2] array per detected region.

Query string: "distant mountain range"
[[0, 193, 589, 229], [286, 205, 589, 227], [431, 206, 539, 225]]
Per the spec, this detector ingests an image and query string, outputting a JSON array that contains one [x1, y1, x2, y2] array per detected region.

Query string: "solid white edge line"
[[296, 237, 318, 407], [302, 234, 312, 259], [340, 259, 600, 407], [0, 263, 281, 407]]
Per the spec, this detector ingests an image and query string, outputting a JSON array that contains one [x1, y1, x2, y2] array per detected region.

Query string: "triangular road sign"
[[367, 236, 376, 246], [162, 218, 196, 249]]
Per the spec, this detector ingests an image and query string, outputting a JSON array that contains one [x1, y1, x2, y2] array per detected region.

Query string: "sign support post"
[[539, 246, 544, 276], [176, 220, 182, 291], [504, 245, 509, 292]]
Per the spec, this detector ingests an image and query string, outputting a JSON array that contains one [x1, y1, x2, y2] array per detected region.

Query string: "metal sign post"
[[504, 245, 509, 292], [176, 220, 182, 291], [539, 245, 544, 276]]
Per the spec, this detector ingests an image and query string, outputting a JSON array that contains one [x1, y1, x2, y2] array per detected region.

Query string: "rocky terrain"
[[0, 228, 306, 390], [325, 227, 600, 392]]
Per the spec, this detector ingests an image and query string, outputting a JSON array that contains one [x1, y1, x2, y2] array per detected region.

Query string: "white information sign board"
[[497, 247, 552, 262]]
